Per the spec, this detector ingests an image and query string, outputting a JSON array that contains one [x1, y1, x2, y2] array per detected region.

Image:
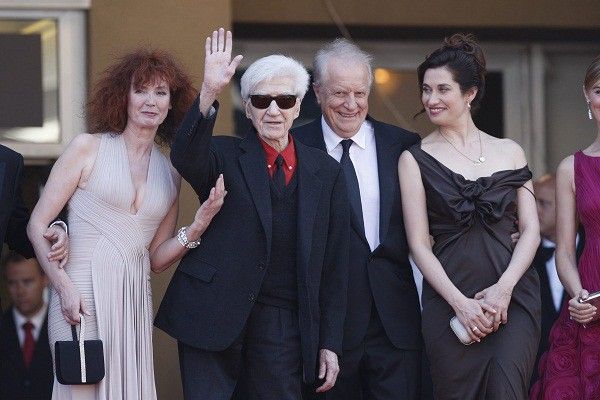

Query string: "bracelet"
[[49, 220, 68, 235], [177, 226, 201, 249]]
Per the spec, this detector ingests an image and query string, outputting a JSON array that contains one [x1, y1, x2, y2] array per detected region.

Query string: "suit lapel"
[[533, 251, 554, 311], [239, 133, 273, 252], [295, 142, 322, 285], [31, 314, 50, 368], [372, 118, 398, 241], [294, 119, 327, 152], [4, 311, 25, 371]]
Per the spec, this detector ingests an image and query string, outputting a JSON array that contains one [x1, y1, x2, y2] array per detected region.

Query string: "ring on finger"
[[472, 326, 479, 332]]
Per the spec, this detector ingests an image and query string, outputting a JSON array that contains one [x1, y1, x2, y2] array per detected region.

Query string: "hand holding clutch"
[[451, 296, 495, 344], [55, 314, 104, 384], [450, 316, 475, 345], [571, 288, 598, 325]]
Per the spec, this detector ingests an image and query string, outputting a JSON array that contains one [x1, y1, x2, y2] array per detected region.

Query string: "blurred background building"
[[0, 0, 598, 398]]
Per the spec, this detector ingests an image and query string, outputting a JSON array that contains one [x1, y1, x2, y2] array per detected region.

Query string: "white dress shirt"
[[541, 238, 562, 312], [13, 302, 48, 348], [322, 117, 380, 251], [542, 235, 580, 311]]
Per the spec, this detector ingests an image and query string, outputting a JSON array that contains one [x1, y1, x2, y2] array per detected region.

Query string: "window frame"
[[0, 6, 87, 158]]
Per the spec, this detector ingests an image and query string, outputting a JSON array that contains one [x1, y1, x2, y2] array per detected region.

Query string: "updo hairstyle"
[[417, 33, 487, 112], [584, 54, 600, 92]]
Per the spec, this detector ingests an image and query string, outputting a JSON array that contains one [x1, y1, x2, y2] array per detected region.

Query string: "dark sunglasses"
[[249, 95, 297, 109]]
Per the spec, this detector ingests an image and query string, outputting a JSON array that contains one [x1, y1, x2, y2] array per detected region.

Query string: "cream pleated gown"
[[48, 133, 177, 399]]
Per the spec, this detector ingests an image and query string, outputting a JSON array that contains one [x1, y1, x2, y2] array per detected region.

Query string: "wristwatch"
[[177, 226, 201, 249]]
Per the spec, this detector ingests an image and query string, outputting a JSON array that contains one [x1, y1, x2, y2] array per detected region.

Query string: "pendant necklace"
[[439, 129, 486, 164]]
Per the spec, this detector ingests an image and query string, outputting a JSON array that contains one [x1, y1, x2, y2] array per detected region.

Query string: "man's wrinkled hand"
[[315, 348, 339, 393], [202, 28, 243, 98]]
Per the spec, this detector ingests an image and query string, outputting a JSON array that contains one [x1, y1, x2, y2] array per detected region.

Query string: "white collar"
[[541, 238, 556, 249], [321, 116, 371, 153], [13, 302, 47, 330], [541, 234, 581, 250]]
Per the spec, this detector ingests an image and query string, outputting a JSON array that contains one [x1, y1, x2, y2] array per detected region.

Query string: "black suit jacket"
[[0, 308, 53, 400], [0, 145, 34, 312], [531, 233, 585, 379], [155, 100, 350, 383], [292, 116, 422, 351]]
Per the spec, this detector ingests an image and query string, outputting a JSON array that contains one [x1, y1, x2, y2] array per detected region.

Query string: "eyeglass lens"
[[250, 95, 297, 109]]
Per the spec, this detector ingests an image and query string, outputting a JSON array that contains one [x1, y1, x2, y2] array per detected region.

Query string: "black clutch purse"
[[55, 314, 105, 385]]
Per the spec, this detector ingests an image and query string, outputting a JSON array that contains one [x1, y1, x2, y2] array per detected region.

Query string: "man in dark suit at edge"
[[0, 252, 53, 399], [293, 39, 423, 400], [0, 144, 69, 315], [530, 174, 584, 385]]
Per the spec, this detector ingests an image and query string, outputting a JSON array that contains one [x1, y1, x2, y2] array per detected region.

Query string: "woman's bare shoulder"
[[557, 155, 575, 176], [484, 135, 522, 152], [66, 133, 102, 156], [57, 133, 103, 178], [483, 135, 527, 168]]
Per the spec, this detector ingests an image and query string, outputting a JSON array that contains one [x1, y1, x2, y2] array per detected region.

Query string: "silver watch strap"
[[177, 226, 201, 249]]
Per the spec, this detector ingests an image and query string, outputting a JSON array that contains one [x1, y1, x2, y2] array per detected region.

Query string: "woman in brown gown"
[[399, 34, 541, 399]]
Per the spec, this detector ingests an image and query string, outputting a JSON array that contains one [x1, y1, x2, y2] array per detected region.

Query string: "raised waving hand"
[[198, 28, 243, 115]]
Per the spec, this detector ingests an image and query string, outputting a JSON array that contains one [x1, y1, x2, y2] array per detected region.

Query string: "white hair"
[[313, 38, 373, 88], [240, 55, 310, 101]]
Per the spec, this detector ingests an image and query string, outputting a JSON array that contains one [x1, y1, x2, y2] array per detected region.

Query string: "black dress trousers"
[[324, 304, 421, 400], [179, 302, 302, 400]]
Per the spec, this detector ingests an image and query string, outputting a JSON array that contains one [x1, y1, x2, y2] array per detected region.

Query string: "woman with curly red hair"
[[27, 49, 226, 399]]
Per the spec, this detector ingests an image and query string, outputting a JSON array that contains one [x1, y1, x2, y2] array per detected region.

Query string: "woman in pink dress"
[[531, 54, 600, 399]]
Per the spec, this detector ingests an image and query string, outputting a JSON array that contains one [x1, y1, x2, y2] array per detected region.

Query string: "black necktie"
[[539, 245, 555, 263], [340, 139, 365, 234], [273, 154, 285, 191]]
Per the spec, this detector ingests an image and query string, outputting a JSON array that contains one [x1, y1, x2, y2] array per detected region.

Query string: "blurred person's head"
[[87, 49, 197, 146], [313, 38, 373, 138], [241, 55, 309, 147], [417, 33, 486, 128], [2, 252, 48, 318], [533, 174, 557, 242], [583, 54, 600, 123]]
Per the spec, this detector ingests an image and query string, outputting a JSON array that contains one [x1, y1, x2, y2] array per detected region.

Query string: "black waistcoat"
[[258, 174, 299, 310]]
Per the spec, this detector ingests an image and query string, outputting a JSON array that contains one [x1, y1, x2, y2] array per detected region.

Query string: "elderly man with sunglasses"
[[155, 29, 349, 400]]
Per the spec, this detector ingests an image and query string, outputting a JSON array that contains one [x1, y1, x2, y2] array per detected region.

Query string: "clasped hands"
[[454, 282, 513, 343]]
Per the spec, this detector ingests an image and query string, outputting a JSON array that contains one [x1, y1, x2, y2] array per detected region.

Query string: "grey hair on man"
[[313, 38, 374, 88], [240, 54, 310, 101]]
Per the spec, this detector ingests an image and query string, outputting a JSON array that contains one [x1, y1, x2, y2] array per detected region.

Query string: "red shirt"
[[259, 133, 297, 185]]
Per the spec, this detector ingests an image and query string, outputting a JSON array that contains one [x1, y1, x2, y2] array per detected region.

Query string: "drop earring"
[[588, 101, 593, 120]]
